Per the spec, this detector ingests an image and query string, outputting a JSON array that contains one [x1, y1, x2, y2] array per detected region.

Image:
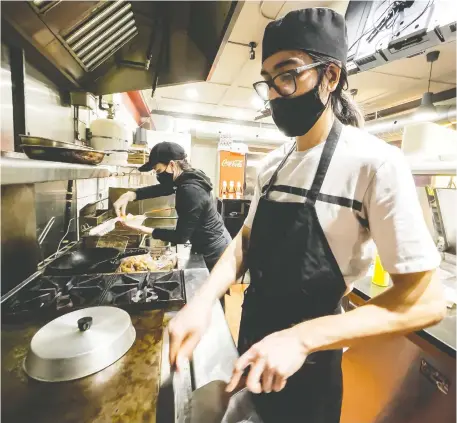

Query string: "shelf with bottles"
[[219, 179, 245, 200]]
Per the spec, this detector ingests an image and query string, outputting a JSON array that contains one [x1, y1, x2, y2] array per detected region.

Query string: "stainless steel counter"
[[352, 276, 456, 357], [0, 157, 112, 185], [176, 246, 240, 387], [162, 247, 260, 423]]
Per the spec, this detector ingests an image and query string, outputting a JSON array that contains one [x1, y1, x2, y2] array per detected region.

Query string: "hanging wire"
[[428, 60, 434, 92], [56, 218, 75, 253]]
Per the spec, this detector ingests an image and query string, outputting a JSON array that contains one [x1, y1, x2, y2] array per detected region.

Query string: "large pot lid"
[[24, 306, 136, 382]]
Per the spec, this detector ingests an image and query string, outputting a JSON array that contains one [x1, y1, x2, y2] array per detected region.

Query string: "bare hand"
[[113, 191, 136, 217], [226, 328, 309, 394], [168, 296, 213, 371]]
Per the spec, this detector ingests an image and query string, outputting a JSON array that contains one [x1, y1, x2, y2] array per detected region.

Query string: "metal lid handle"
[[77, 317, 93, 331]]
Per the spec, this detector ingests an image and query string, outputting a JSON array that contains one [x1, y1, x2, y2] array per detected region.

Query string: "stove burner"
[[7, 277, 71, 316], [69, 275, 108, 307], [121, 274, 146, 285], [104, 282, 139, 306], [137, 287, 159, 303], [154, 272, 177, 283], [152, 285, 171, 300], [146, 272, 181, 300], [2, 270, 185, 322]]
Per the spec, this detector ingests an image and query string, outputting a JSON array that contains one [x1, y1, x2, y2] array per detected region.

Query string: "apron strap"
[[307, 119, 343, 205], [264, 142, 296, 199], [264, 119, 343, 203]]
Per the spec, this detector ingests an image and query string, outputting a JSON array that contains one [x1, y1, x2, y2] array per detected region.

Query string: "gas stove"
[[1, 271, 185, 323]]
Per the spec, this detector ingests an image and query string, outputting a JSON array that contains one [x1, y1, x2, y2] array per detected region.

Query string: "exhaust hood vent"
[[62, 0, 138, 72], [3, 1, 240, 94], [30, 0, 62, 14], [355, 54, 376, 67]]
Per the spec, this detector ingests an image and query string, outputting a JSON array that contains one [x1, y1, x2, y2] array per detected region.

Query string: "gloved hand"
[[113, 191, 137, 217]]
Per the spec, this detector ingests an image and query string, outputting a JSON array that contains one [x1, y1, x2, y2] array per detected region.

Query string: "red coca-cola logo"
[[222, 159, 243, 168]]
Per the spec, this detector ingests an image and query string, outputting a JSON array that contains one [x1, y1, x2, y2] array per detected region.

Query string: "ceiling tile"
[[144, 3, 454, 124], [155, 82, 228, 105], [220, 86, 262, 109], [209, 43, 250, 85], [236, 57, 263, 88]]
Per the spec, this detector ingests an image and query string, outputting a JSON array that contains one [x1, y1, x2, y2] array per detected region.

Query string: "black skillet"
[[45, 247, 149, 276]]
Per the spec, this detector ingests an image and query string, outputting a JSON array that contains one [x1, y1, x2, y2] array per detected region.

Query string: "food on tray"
[[115, 214, 148, 233], [118, 251, 177, 273], [119, 255, 157, 272]]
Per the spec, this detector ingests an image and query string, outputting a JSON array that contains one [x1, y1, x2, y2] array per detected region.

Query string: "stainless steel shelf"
[[1, 157, 112, 185]]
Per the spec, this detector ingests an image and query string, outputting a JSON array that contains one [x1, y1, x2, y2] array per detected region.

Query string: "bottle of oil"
[[235, 181, 243, 199], [228, 181, 235, 199], [221, 181, 227, 199]]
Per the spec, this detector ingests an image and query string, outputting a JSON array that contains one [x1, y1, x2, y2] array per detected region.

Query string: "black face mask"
[[157, 170, 174, 186], [269, 84, 326, 137]]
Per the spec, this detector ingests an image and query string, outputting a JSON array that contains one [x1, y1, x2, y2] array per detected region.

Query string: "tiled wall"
[[76, 171, 157, 217], [191, 137, 219, 196]]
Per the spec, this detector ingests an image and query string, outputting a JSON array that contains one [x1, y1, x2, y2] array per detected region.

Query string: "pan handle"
[[105, 248, 150, 266], [116, 248, 149, 260]]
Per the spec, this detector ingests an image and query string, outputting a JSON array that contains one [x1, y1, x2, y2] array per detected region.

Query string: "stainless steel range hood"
[[2, 1, 239, 95]]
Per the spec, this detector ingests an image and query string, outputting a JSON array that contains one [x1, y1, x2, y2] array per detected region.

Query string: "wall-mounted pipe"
[[365, 105, 456, 136]]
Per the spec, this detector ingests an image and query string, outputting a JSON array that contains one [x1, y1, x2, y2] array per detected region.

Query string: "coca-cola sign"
[[222, 159, 243, 168]]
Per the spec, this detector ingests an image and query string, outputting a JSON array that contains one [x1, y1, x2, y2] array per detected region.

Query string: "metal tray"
[[21, 145, 105, 165], [19, 135, 90, 150], [80, 209, 114, 236]]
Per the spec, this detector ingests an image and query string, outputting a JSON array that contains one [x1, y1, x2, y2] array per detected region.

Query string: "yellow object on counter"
[[372, 254, 390, 287]]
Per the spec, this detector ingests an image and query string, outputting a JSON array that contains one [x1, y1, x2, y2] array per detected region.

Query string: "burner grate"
[[2, 270, 186, 323]]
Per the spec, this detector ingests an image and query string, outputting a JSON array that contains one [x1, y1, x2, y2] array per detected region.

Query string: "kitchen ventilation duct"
[[2, 1, 240, 94], [365, 105, 456, 140], [62, 0, 138, 72], [30, 0, 62, 14]]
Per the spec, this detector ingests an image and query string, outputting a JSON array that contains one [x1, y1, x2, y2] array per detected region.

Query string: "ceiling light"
[[414, 92, 437, 122], [252, 96, 264, 110], [414, 51, 440, 122], [186, 88, 198, 100]]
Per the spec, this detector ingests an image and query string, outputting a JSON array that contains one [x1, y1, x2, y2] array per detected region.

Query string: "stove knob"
[[77, 316, 93, 331]]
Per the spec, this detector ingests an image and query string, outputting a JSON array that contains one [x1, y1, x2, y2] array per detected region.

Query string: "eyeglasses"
[[253, 62, 323, 101]]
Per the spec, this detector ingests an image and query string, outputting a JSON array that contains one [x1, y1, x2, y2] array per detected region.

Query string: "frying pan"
[[21, 144, 105, 165], [45, 247, 148, 275]]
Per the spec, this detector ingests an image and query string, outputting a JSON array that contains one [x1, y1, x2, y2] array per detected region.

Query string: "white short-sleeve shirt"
[[244, 124, 440, 288]]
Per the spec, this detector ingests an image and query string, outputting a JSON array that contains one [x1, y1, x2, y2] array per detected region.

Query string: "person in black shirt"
[[114, 142, 231, 271]]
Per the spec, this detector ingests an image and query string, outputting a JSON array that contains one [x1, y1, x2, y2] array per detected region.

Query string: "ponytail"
[[332, 80, 364, 128], [308, 52, 364, 128]]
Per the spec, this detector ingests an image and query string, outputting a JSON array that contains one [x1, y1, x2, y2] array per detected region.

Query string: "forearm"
[[135, 184, 174, 201], [296, 270, 446, 353], [198, 226, 249, 303], [152, 228, 188, 244]]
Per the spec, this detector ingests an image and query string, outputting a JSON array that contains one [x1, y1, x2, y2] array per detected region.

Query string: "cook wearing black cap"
[[114, 141, 231, 272], [167, 8, 444, 423]]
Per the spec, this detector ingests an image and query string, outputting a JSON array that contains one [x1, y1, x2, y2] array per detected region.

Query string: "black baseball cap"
[[262, 8, 348, 65], [138, 142, 187, 172]]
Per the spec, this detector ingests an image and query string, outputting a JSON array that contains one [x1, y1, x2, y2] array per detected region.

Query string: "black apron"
[[238, 120, 346, 423]]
